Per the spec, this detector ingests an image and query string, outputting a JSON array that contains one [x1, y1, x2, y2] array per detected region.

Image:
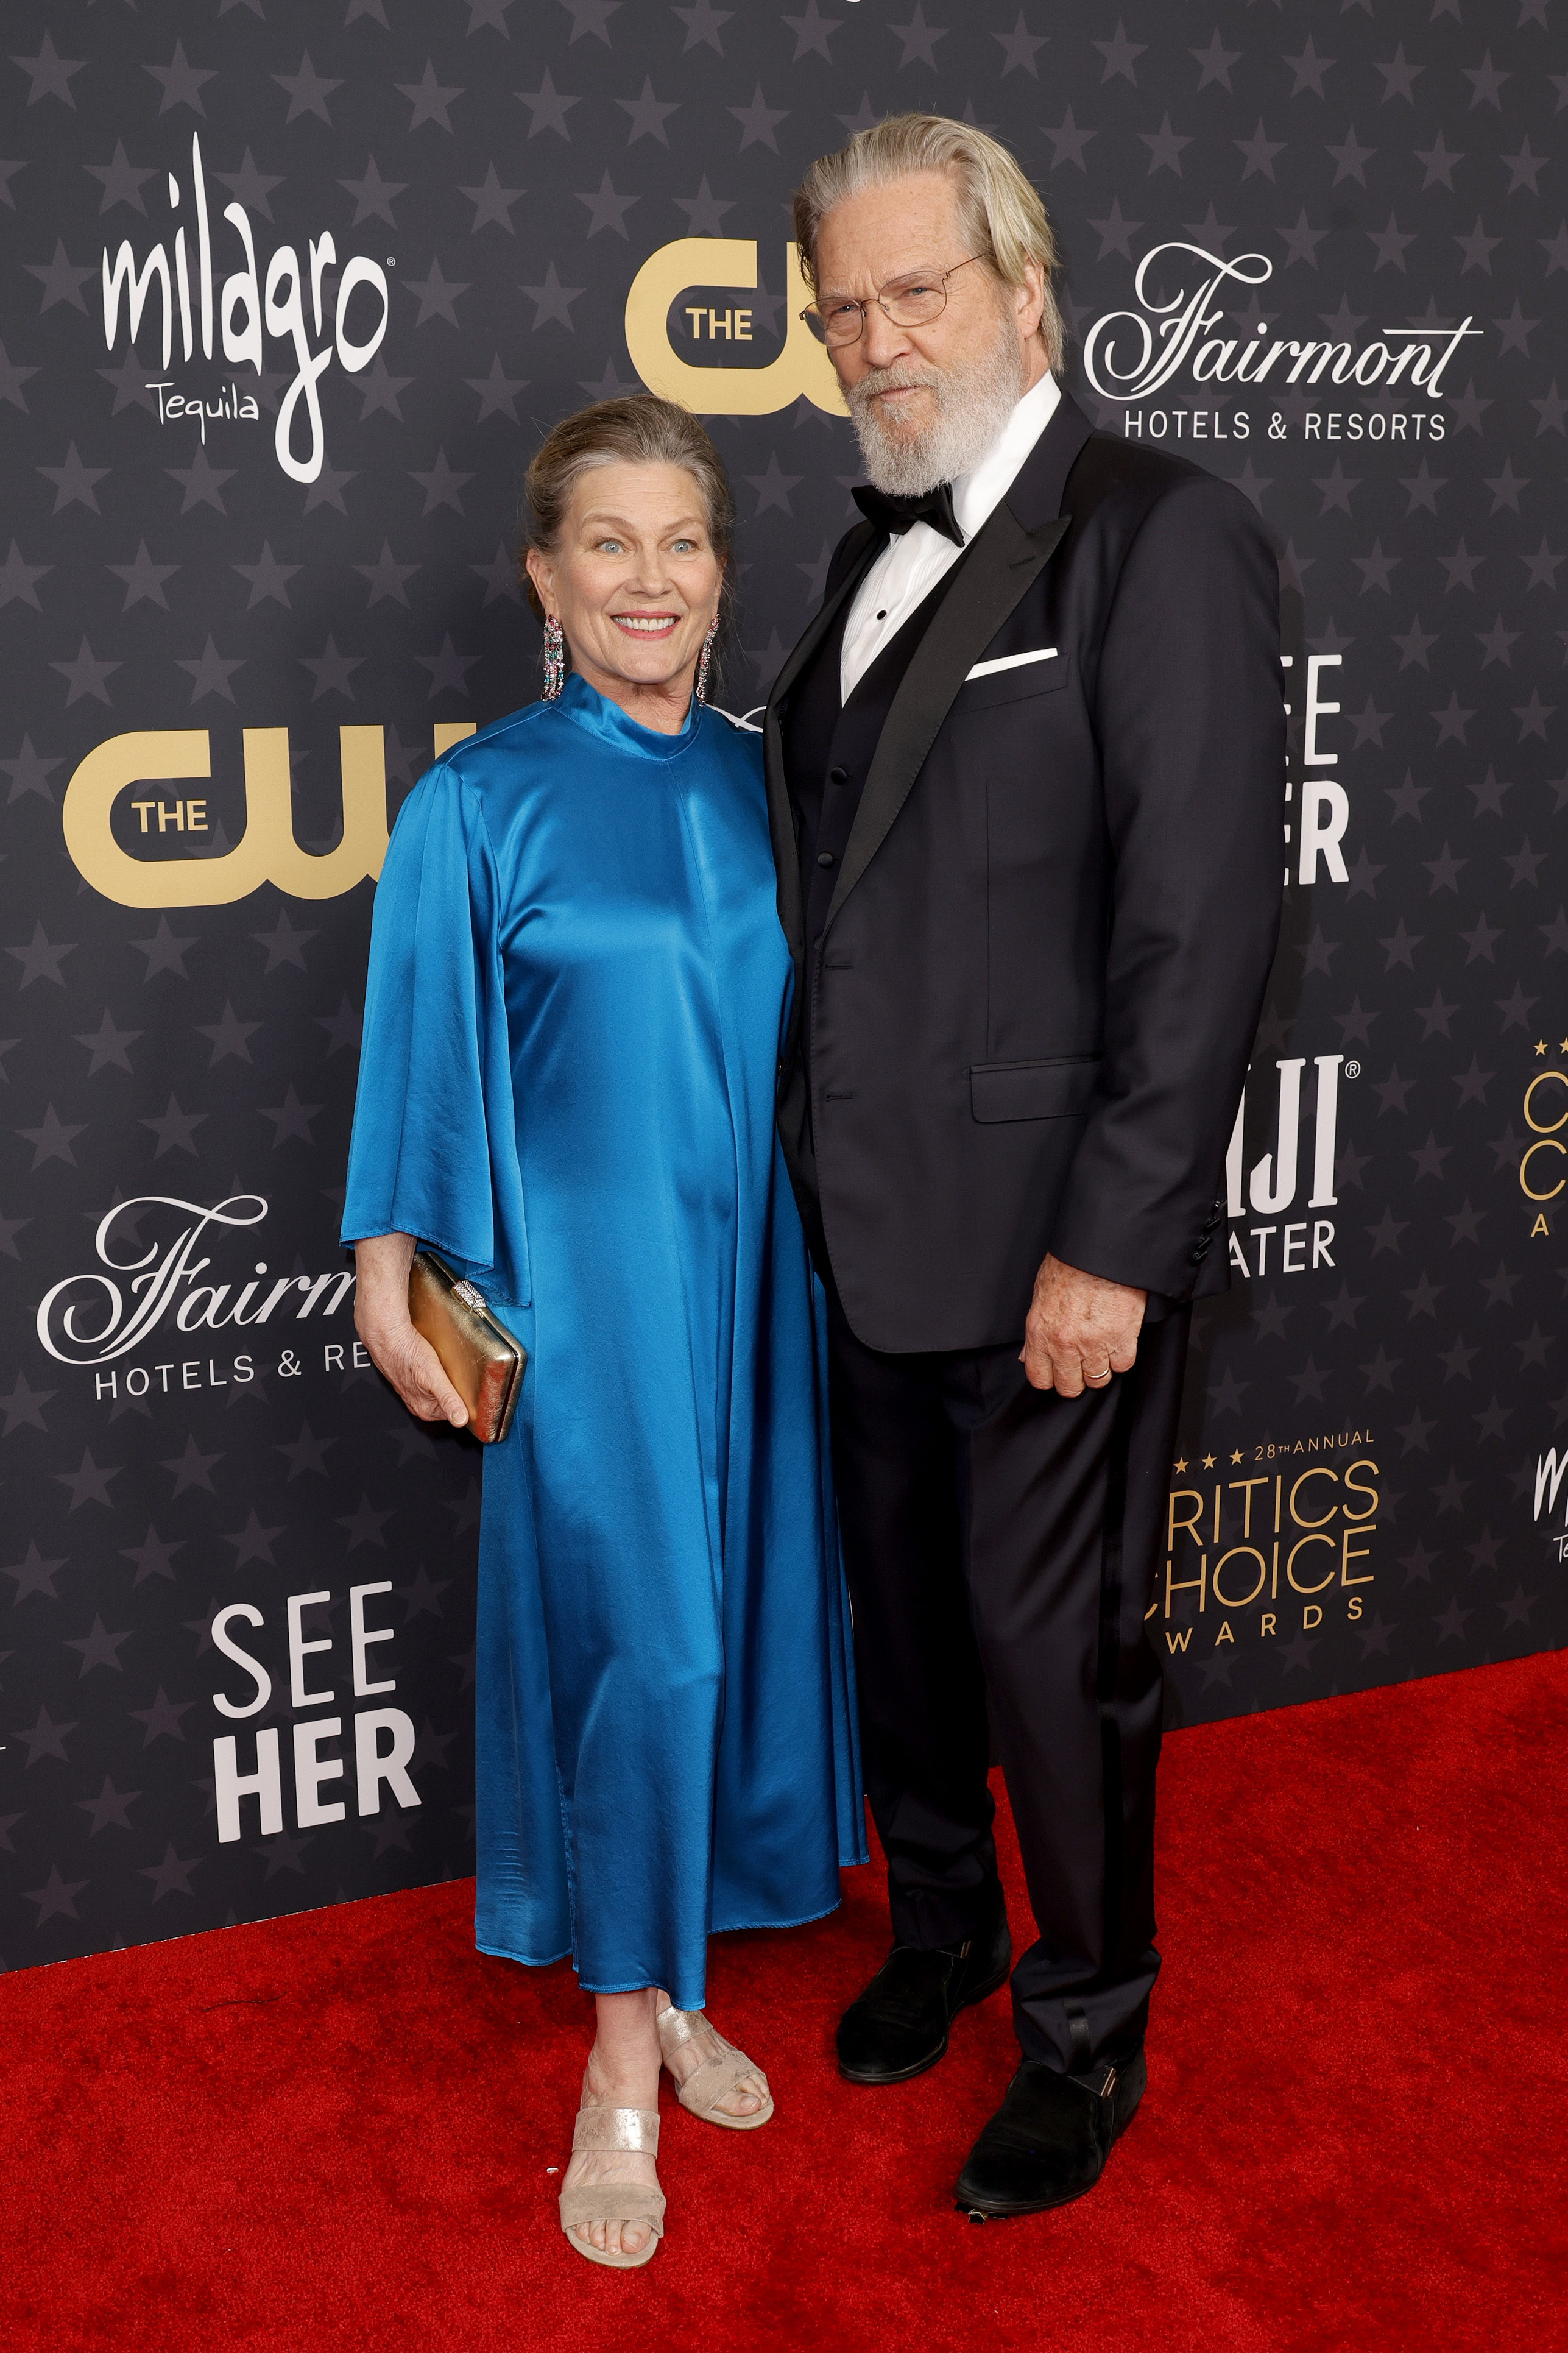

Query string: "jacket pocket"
[[969, 1053, 1102, 1123], [953, 649, 1071, 715]]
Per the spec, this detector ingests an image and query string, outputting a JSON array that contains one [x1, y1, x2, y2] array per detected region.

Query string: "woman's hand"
[[353, 1232, 470, 1428]]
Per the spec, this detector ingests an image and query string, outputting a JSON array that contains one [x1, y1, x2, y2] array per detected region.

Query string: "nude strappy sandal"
[[656, 2004, 774, 2131], [557, 2101, 665, 2270]]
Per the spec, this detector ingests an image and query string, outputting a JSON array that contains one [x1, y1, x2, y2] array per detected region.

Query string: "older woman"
[[342, 395, 863, 2270]]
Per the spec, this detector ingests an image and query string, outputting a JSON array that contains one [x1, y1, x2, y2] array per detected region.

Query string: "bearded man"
[[763, 115, 1285, 2217]]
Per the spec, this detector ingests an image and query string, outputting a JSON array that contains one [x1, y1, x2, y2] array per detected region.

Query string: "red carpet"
[[3, 1653, 1565, 2352]]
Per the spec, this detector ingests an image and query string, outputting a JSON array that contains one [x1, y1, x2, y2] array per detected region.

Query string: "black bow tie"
[[852, 479, 965, 548]]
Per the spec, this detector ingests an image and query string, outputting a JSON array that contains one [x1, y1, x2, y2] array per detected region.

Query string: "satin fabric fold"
[[344, 674, 865, 2006]]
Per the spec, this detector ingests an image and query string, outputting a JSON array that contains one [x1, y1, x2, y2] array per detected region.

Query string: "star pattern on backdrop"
[[0, 0, 1561, 1976]]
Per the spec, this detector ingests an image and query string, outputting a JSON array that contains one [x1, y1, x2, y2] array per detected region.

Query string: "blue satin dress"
[[342, 673, 865, 2008]]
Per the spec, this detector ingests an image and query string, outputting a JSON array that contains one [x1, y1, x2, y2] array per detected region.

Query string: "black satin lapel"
[[824, 506, 1071, 929], [763, 522, 883, 957]]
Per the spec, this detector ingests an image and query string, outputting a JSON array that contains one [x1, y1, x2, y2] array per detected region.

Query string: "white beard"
[[847, 319, 1030, 495]]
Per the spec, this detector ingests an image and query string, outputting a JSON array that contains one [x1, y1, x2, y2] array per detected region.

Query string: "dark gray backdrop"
[[3, 0, 1564, 1969]]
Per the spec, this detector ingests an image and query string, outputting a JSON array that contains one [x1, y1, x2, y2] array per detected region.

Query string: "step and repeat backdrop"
[[2, 0, 1564, 1967]]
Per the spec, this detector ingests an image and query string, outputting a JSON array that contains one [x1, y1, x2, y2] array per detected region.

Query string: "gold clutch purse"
[[407, 1248, 526, 1445]]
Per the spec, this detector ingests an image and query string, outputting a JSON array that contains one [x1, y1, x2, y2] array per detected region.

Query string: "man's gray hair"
[[791, 113, 1065, 374]]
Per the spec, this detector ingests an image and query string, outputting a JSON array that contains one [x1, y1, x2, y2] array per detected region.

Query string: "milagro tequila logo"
[[1084, 243, 1480, 409], [36, 1193, 355, 1375], [1534, 1449, 1568, 1562], [101, 133, 390, 484]]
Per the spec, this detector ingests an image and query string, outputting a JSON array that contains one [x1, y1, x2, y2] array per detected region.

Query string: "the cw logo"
[[63, 724, 475, 907], [625, 238, 845, 417]]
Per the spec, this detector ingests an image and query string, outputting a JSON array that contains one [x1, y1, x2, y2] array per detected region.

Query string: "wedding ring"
[[1086, 1364, 1113, 1385]]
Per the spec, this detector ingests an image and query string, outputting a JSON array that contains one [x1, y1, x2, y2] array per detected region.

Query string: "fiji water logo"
[[101, 133, 390, 485], [1083, 244, 1480, 405], [1226, 1055, 1346, 1280]]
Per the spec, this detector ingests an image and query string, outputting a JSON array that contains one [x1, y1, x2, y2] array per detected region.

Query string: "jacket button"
[[828, 766, 849, 784], [818, 851, 835, 867]]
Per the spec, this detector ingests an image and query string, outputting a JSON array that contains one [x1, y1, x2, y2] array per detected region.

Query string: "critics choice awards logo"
[[1159, 1451, 1380, 1657], [1517, 1043, 1566, 1571], [1519, 1049, 1567, 1240]]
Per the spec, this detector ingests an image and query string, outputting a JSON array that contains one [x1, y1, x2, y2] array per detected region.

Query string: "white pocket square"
[[965, 646, 1059, 682]]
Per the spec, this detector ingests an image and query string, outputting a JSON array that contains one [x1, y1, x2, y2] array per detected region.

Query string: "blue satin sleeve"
[[340, 762, 532, 1307]]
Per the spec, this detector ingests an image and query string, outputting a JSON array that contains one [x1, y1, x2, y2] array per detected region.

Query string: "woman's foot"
[[560, 2042, 663, 2263], [655, 1994, 771, 2123]]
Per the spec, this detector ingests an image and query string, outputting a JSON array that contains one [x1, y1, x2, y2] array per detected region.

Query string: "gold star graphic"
[[1173, 1457, 1188, 1474], [1202, 1453, 1217, 1470], [1534, 1039, 1547, 1056], [1230, 1449, 1243, 1465]]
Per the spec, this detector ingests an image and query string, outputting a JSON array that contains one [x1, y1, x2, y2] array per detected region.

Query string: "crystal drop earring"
[[543, 614, 565, 701], [696, 613, 719, 706]]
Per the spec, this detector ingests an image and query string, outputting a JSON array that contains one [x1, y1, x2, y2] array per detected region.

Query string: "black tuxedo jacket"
[[763, 390, 1285, 1354]]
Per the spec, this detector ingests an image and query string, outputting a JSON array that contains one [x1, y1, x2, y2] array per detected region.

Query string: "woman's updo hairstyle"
[[521, 393, 737, 695]]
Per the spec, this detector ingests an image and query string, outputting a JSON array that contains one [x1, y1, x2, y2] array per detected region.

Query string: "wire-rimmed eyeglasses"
[[800, 256, 984, 349]]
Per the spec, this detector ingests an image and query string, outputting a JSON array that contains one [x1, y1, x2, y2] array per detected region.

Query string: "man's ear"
[[1015, 257, 1047, 344]]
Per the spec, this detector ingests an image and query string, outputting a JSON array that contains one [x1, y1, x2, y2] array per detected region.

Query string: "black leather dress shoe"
[[955, 2048, 1147, 2218], [836, 1907, 1011, 2086]]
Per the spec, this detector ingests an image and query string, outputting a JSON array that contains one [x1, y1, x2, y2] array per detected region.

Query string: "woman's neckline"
[[554, 670, 699, 761]]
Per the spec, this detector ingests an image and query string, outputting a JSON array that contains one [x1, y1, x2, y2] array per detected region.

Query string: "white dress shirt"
[[839, 370, 1062, 704]]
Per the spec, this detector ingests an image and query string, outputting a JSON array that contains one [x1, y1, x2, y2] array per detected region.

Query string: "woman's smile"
[[612, 612, 680, 638]]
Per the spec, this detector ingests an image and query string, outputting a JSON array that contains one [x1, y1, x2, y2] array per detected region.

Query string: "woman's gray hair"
[[520, 392, 736, 690], [792, 113, 1065, 374]]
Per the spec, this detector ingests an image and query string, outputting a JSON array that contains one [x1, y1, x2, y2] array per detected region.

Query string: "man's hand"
[[1021, 1254, 1147, 1398], [353, 1231, 470, 1428]]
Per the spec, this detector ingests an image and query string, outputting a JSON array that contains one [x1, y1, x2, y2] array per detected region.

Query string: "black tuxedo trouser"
[[824, 1287, 1190, 2075]]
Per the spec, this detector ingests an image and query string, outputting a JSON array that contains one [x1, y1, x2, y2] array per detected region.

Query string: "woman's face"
[[527, 461, 722, 706]]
